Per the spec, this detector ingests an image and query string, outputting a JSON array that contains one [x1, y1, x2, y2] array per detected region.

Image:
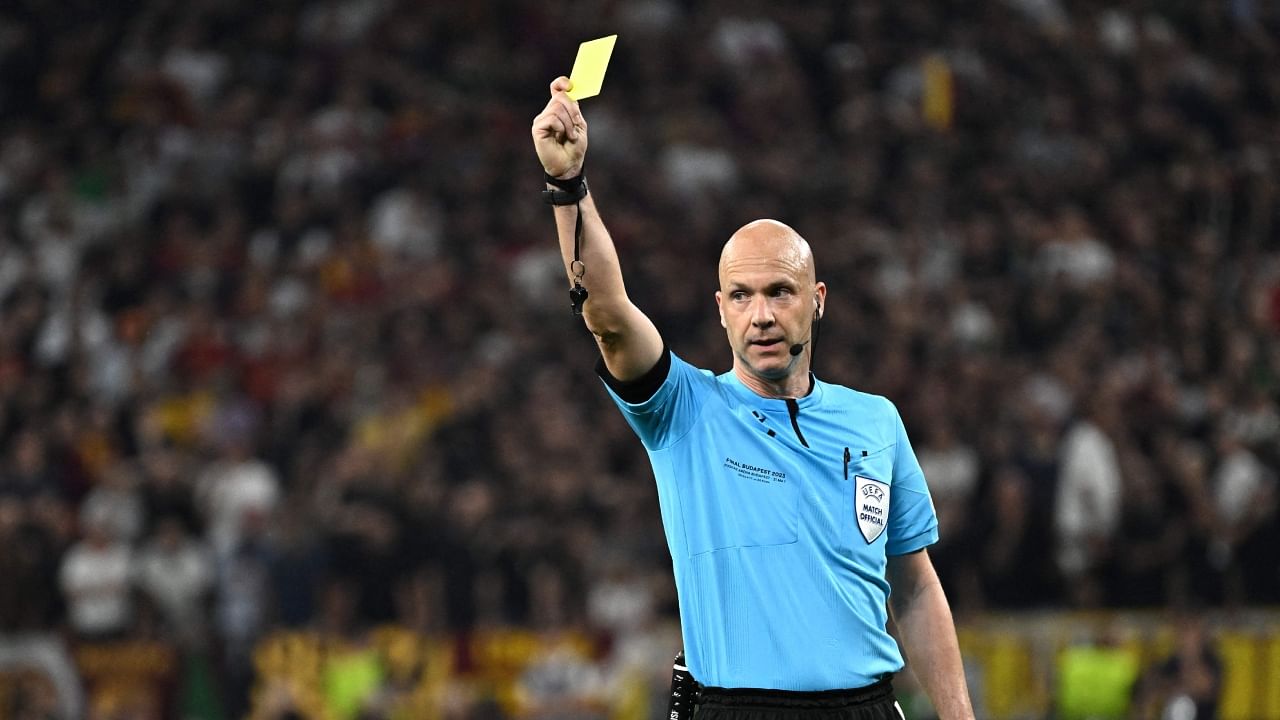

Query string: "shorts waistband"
[[697, 676, 894, 709]]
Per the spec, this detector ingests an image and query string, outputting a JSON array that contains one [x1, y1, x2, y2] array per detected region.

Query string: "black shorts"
[[693, 677, 903, 720]]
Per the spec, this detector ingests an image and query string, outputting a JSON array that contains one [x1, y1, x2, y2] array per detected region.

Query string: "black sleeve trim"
[[596, 346, 671, 404], [888, 547, 928, 556]]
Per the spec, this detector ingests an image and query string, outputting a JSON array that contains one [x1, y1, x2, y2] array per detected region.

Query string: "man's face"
[[716, 222, 825, 382]]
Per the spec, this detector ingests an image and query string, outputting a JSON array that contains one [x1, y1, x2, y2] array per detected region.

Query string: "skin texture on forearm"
[[551, 193, 626, 325], [551, 192, 662, 380], [888, 551, 975, 720]]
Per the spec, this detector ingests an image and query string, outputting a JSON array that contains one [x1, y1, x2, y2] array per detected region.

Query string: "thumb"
[[550, 76, 573, 94]]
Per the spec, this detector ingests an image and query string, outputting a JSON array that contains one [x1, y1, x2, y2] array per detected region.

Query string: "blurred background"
[[0, 0, 1278, 718]]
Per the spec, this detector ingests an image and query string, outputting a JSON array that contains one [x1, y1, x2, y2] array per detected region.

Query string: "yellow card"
[[567, 35, 617, 100]]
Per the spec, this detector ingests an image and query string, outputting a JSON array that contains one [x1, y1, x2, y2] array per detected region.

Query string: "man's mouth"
[[749, 338, 784, 349]]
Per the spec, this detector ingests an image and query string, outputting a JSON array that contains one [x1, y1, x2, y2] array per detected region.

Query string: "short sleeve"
[[884, 400, 939, 556], [598, 351, 712, 451]]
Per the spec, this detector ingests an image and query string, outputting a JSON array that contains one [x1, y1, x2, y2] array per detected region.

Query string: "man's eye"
[[731, 291, 748, 301], [772, 288, 793, 297]]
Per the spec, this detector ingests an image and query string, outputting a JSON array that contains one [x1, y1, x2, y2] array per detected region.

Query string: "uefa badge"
[[855, 475, 890, 544]]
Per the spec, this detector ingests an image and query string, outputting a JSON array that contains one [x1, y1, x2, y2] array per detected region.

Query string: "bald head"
[[715, 219, 826, 395], [718, 219, 816, 290]]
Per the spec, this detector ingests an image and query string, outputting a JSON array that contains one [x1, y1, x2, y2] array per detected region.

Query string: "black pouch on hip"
[[667, 651, 697, 719]]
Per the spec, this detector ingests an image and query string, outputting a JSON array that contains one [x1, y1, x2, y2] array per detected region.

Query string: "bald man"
[[533, 78, 974, 720]]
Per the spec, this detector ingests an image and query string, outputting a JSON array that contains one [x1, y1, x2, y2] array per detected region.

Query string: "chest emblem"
[[855, 475, 891, 544]]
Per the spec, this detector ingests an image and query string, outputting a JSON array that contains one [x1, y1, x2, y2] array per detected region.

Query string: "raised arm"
[[886, 549, 975, 720], [532, 77, 663, 381]]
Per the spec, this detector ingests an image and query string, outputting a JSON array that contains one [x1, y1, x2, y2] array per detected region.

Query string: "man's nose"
[[750, 296, 775, 327]]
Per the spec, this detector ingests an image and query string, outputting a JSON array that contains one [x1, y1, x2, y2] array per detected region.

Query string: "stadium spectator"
[[1132, 615, 1223, 720], [1054, 395, 1125, 605], [134, 514, 215, 649], [0, 497, 62, 632], [58, 503, 134, 640]]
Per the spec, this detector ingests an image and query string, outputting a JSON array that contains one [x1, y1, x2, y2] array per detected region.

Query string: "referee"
[[532, 77, 975, 720]]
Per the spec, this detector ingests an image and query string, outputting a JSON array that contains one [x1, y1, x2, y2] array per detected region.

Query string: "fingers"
[[533, 105, 575, 143], [551, 94, 585, 133], [545, 77, 586, 139], [534, 103, 583, 142], [533, 107, 569, 140], [550, 103, 577, 141], [532, 78, 588, 179]]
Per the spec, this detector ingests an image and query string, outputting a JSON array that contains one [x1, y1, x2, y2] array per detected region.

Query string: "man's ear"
[[715, 290, 726, 328]]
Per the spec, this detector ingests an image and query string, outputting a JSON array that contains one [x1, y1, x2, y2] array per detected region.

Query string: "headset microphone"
[[790, 303, 823, 360]]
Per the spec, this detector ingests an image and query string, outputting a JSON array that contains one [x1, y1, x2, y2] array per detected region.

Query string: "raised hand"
[[531, 76, 588, 180]]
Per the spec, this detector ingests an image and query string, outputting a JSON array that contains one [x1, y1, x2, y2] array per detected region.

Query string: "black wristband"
[[542, 174, 588, 206], [545, 171, 584, 191]]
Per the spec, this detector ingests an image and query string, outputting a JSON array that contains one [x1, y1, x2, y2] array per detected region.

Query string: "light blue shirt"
[[602, 352, 938, 690]]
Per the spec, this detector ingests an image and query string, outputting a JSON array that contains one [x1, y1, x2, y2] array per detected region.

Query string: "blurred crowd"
[[0, 0, 1278, 717]]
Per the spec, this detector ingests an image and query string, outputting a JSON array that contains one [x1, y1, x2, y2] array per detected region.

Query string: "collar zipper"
[[784, 398, 809, 448]]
